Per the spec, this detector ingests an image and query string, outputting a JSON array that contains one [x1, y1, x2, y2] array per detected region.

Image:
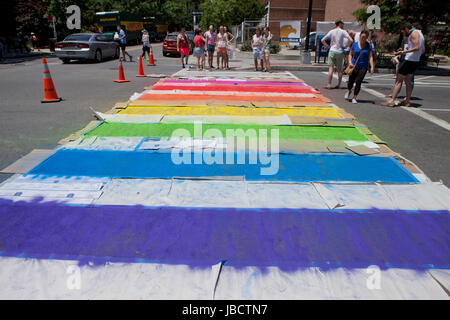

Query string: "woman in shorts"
[[224, 26, 234, 70], [193, 29, 206, 70], [252, 28, 264, 71], [261, 27, 272, 72], [215, 26, 228, 70]]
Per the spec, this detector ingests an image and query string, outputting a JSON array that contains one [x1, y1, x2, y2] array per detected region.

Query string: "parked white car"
[[55, 33, 120, 63]]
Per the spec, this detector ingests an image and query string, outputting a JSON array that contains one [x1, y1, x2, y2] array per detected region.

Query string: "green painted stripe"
[[85, 123, 369, 141]]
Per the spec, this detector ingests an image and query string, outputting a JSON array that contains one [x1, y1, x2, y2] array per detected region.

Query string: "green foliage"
[[44, 0, 99, 39], [16, 0, 49, 36], [199, 0, 266, 30], [354, 0, 450, 34], [269, 42, 281, 54], [240, 40, 281, 54], [240, 40, 252, 51], [353, 0, 402, 34], [378, 34, 400, 53], [161, 0, 195, 30], [41, 0, 197, 38], [435, 48, 450, 57]]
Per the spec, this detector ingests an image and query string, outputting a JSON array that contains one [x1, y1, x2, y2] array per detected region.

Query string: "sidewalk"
[[231, 47, 329, 72], [231, 46, 450, 75], [0, 48, 53, 64]]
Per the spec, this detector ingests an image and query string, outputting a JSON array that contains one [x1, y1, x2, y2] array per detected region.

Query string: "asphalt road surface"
[[0, 48, 449, 186], [293, 71, 450, 185], [0, 43, 180, 182]]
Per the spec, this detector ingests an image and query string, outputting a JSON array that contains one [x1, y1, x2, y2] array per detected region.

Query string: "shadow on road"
[[0, 52, 54, 65]]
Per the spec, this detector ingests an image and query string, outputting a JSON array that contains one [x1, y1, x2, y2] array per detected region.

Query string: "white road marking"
[[365, 74, 394, 79], [401, 107, 450, 130], [322, 72, 450, 131], [360, 87, 387, 98], [285, 71, 300, 80], [414, 75, 435, 81], [365, 83, 450, 88], [363, 78, 450, 85], [421, 108, 450, 112]]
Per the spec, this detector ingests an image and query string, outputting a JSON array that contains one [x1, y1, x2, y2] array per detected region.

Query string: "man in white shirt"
[[321, 19, 353, 89]]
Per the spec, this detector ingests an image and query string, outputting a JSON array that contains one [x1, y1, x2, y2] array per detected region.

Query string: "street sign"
[[192, 11, 202, 16], [47, 16, 56, 23]]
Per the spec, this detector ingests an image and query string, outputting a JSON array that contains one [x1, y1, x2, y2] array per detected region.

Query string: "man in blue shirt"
[[117, 25, 133, 62]]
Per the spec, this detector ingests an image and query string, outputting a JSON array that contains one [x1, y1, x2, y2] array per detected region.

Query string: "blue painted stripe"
[[0, 199, 448, 270], [28, 149, 418, 183]]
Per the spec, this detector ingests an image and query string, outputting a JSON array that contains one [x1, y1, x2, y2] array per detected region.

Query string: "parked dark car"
[[162, 32, 193, 56], [55, 33, 119, 63], [300, 32, 317, 50]]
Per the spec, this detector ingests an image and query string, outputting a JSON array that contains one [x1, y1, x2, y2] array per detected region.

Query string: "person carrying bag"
[[344, 30, 374, 104], [344, 50, 361, 75]]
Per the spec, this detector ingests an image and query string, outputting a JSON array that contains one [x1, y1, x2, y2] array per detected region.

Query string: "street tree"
[[199, 0, 266, 30], [353, 0, 449, 34]]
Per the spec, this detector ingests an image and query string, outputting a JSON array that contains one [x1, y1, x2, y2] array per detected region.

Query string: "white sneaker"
[[352, 98, 357, 104], [344, 91, 350, 100]]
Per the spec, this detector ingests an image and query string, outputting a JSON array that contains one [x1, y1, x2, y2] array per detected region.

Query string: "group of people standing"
[[175, 25, 273, 72], [322, 19, 424, 106], [176, 25, 235, 71]]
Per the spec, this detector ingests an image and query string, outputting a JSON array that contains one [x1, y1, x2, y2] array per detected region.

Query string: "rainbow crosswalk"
[[0, 70, 448, 299]]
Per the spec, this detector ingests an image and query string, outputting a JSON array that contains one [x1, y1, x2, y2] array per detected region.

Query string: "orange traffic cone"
[[148, 46, 155, 66], [41, 57, 61, 103], [136, 55, 146, 77], [114, 58, 130, 83]]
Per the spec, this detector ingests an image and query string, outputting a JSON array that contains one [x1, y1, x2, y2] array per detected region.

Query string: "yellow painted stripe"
[[118, 106, 346, 118]]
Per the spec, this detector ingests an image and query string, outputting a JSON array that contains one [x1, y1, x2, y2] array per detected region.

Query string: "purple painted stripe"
[[162, 79, 308, 86], [0, 198, 448, 270]]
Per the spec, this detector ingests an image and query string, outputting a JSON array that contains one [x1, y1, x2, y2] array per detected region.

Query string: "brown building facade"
[[324, 0, 364, 22], [262, 0, 326, 41], [262, 0, 363, 41]]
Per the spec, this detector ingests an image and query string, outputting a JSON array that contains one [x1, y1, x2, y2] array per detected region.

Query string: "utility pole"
[[301, 0, 313, 64], [305, 0, 313, 51]]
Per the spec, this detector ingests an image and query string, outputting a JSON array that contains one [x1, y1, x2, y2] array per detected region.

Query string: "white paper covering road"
[[91, 178, 450, 211], [6, 175, 447, 211], [214, 265, 449, 299], [0, 175, 108, 204], [172, 70, 299, 80], [0, 257, 447, 299], [0, 257, 217, 299]]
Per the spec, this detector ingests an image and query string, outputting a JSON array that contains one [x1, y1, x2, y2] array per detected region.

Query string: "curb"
[[271, 65, 394, 73], [270, 64, 450, 75]]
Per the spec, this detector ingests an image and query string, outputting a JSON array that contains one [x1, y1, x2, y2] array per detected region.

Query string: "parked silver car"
[[55, 33, 120, 63]]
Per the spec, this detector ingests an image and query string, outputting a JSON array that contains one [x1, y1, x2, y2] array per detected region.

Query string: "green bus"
[[143, 17, 168, 41], [95, 11, 143, 44]]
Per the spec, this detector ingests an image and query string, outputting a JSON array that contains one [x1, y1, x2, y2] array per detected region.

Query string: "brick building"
[[324, 0, 364, 22], [261, 0, 363, 41]]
